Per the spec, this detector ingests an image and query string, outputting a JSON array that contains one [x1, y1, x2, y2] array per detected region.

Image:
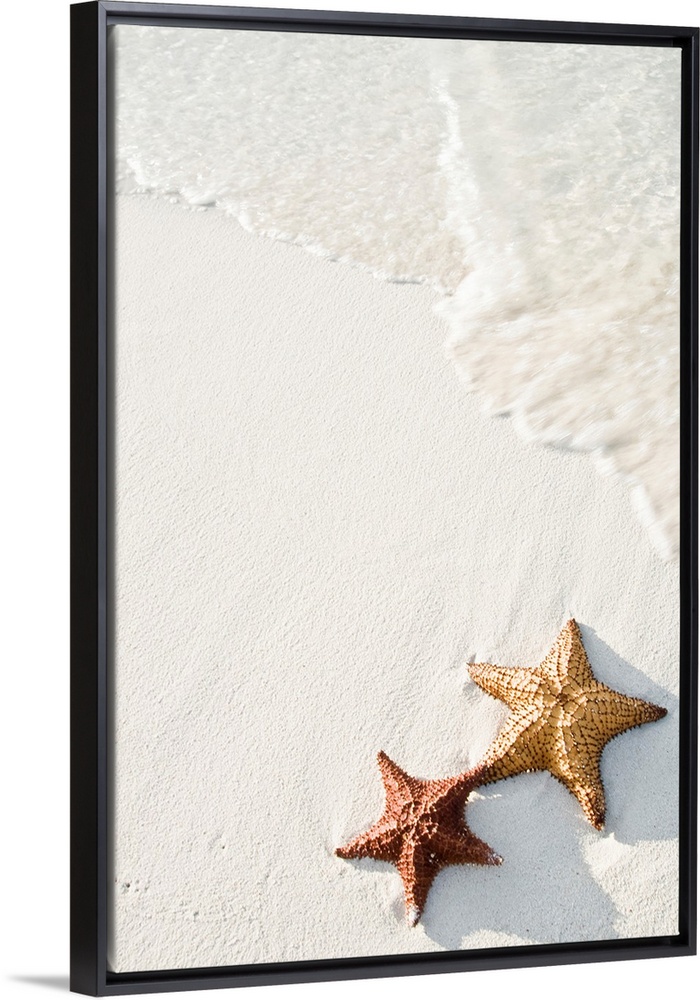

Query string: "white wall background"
[[0, 1, 696, 999]]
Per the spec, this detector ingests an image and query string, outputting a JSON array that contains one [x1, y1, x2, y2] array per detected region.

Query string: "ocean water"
[[112, 25, 681, 559]]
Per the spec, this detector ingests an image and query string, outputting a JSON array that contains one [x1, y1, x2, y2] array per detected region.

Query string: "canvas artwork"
[[108, 23, 681, 973]]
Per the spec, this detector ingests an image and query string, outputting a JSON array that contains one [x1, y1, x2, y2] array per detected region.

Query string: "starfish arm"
[[548, 727, 607, 828], [478, 704, 551, 782], [377, 750, 416, 805], [397, 840, 442, 925], [469, 662, 543, 711], [587, 687, 667, 741], [336, 820, 402, 863], [433, 826, 503, 868], [540, 619, 595, 688]]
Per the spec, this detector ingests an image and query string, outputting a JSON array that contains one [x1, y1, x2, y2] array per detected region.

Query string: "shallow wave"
[[113, 25, 681, 558], [430, 41, 681, 559], [112, 27, 464, 288]]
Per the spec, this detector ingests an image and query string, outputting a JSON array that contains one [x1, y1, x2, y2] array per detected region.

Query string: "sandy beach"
[[109, 193, 679, 973]]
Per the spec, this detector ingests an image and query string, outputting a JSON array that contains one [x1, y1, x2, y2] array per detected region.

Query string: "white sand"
[[109, 193, 679, 973]]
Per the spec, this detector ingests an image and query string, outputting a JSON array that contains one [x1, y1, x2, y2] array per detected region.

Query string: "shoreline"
[[114, 23, 681, 562]]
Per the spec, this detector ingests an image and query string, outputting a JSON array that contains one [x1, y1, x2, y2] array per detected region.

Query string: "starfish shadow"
[[576, 624, 678, 845], [419, 774, 621, 950]]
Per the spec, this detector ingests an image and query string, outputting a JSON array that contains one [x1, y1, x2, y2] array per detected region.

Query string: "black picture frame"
[[71, 3, 699, 995]]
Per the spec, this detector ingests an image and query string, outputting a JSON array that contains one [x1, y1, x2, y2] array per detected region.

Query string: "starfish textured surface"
[[469, 619, 667, 829], [336, 752, 502, 925]]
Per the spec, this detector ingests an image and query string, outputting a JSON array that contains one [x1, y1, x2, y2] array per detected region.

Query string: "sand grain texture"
[[109, 195, 679, 972]]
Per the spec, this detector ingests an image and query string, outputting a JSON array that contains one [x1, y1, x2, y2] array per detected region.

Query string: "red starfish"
[[336, 751, 502, 925]]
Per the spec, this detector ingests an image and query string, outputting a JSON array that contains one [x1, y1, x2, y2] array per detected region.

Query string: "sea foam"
[[112, 25, 681, 559]]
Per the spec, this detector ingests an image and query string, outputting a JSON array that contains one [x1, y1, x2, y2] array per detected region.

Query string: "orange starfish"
[[469, 619, 667, 829], [336, 751, 502, 925]]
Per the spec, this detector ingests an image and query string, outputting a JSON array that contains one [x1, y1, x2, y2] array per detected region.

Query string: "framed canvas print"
[[70, 2, 699, 995]]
